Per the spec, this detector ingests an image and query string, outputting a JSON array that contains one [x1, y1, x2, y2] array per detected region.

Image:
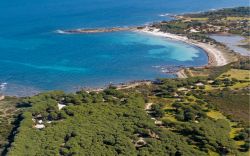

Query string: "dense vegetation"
[[6, 90, 208, 156], [184, 7, 250, 18], [153, 6, 250, 45], [3, 59, 249, 155], [232, 57, 250, 70], [153, 20, 188, 34], [202, 89, 249, 123], [152, 72, 250, 154], [0, 6, 249, 156], [0, 97, 21, 155]]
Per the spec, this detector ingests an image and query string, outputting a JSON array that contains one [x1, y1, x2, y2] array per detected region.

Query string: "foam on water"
[[0, 83, 7, 91], [159, 13, 170, 17], [55, 30, 70, 34]]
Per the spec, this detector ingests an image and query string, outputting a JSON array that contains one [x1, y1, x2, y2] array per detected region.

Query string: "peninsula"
[[56, 27, 136, 34], [57, 7, 249, 71]]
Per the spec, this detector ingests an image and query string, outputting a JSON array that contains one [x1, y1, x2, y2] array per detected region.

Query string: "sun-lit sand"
[[138, 27, 228, 66]]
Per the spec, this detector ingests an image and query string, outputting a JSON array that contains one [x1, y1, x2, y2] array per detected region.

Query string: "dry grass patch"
[[207, 111, 227, 120], [226, 17, 250, 21], [219, 69, 250, 80]]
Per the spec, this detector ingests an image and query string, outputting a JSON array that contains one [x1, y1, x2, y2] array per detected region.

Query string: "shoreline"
[[56, 26, 230, 67], [137, 27, 229, 67], [84, 80, 152, 93], [2, 80, 153, 97], [5, 27, 232, 96], [5, 27, 236, 96]]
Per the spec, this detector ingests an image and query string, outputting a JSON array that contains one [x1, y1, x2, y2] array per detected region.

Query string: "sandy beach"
[[138, 27, 228, 67]]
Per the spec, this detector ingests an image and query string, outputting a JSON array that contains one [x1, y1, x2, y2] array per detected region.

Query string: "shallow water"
[[0, 0, 248, 96]]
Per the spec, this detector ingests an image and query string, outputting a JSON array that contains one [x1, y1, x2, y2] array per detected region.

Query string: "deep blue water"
[[0, 0, 248, 96]]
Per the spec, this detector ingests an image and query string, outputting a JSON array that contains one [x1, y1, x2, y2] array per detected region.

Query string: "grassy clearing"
[[163, 104, 175, 110], [236, 141, 245, 146], [207, 111, 227, 120], [149, 96, 175, 104], [163, 115, 178, 122], [205, 85, 214, 91], [226, 16, 250, 21], [230, 127, 243, 138], [208, 150, 220, 156], [229, 125, 244, 150], [186, 68, 209, 77], [229, 82, 250, 89], [187, 17, 209, 21], [219, 69, 250, 80]]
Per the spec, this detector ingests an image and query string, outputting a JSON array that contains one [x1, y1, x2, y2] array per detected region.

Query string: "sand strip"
[[138, 27, 228, 67]]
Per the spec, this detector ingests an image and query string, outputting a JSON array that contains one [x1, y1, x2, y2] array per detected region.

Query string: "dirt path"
[[145, 103, 153, 110], [145, 102, 163, 126]]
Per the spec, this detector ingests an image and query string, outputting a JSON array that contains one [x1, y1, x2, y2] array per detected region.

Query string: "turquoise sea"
[[0, 0, 248, 96]]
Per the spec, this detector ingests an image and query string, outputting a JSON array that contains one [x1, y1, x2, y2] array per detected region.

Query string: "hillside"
[[0, 57, 248, 156]]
